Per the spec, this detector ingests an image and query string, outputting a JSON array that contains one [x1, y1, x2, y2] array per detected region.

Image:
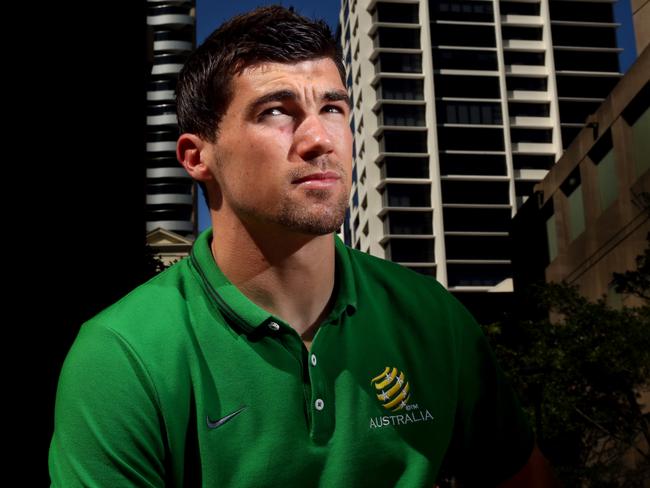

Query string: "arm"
[[49, 321, 166, 487], [498, 444, 561, 488]]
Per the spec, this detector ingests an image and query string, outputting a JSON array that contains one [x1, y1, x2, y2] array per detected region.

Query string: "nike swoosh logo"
[[207, 406, 247, 430]]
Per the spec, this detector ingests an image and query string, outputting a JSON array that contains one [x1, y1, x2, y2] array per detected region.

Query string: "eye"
[[259, 107, 285, 118], [323, 104, 344, 114]]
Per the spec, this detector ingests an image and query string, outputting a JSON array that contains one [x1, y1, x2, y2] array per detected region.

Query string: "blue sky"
[[194, 0, 637, 232]]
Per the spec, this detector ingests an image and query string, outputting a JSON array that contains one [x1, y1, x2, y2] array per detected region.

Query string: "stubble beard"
[[276, 186, 349, 235]]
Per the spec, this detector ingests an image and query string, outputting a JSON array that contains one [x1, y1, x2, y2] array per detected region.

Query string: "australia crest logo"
[[369, 366, 434, 429]]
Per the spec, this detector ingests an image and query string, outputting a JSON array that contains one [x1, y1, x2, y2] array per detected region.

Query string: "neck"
[[210, 213, 337, 338]]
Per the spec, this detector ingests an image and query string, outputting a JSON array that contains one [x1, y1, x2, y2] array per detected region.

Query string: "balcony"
[[147, 167, 188, 178], [146, 194, 193, 205], [146, 220, 193, 233], [147, 5, 193, 27], [511, 142, 555, 153], [500, 15, 542, 27]]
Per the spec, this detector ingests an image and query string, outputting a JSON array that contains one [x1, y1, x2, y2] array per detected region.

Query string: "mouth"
[[292, 171, 342, 189]]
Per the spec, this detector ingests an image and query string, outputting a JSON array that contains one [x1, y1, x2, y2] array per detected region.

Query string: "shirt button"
[[310, 354, 317, 366], [267, 321, 280, 332], [315, 398, 324, 411]]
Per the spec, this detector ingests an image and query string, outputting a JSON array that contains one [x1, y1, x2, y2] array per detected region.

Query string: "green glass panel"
[[633, 106, 650, 176], [597, 148, 618, 210]]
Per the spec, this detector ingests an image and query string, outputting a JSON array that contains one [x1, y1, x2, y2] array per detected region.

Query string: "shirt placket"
[[272, 318, 335, 444]]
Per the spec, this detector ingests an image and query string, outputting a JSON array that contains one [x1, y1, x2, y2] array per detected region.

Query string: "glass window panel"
[[596, 148, 618, 210], [567, 185, 585, 241], [633, 106, 650, 176], [546, 213, 558, 262]]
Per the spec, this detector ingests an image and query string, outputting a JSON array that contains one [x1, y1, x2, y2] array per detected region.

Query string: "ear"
[[176, 133, 216, 183]]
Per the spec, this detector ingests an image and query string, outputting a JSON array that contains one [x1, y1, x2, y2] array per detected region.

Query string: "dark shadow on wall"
[[17, 3, 149, 485]]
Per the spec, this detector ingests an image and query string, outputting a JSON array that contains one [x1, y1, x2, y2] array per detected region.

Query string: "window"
[[551, 25, 617, 48], [380, 104, 426, 126], [437, 127, 504, 151], [387, 211, 433, 234], [430, 0, 494, 22], [434, 74, 500, 98], [445, 235, 510, 260], [556, 75, 618, 98], [564, 101, 611, 124], [508, 102, 550, 117], [506, 76, 547, 91], [554, 50, 618, 73], [500, 1, 540, 16], [376, 53, 422, 73], [439, 153, 506, 176], [430, 24, 496, 48], [433, 49, 498, 71], [549, 1, 615, 23], [545, 212, 558, 262], [376, 2, 419, 23], [443, 207, 512, 232], [504, 51, 545, 66], [631, 105, 650, 176], [590, 133, 618, 211], [512, 154, 554, 170], [379, 78, 424, 100], [510, 128, 552, 143], [385, 184, 431, 207], [440, 102, 502, 125], [376, 27, 420, 49], [501, 26, 543, 41], [447, 263, 511, 287], [406, 266, 436, 277], [561, 170, 585, 241], [441, 180, 510, 204], [379, 130, 428, 153], [389, 239, 434, 262], [596, 148, 617, 210], [384, 157, 430, 178]]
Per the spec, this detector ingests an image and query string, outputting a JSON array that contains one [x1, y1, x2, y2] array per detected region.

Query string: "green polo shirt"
[[49, 229, 533, 487]]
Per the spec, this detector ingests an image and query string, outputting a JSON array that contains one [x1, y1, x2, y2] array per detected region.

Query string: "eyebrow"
[[323, 90, 352, 108], [246, 89, 351, 118]]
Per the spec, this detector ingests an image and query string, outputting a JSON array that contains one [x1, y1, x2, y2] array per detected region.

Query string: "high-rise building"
[[146, 0, 197, 238], [339, 0, 622, 315]]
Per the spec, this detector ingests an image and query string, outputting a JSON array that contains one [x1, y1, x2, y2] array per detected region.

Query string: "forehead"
[[233, 58, 346, 98]]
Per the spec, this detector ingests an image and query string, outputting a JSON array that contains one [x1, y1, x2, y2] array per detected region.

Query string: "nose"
[[293, 114, 334, 162]]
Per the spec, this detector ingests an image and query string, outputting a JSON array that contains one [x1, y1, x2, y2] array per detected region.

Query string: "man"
[[49, 6, 557, 487]]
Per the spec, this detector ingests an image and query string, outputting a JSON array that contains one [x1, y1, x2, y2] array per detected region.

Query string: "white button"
[[310, 354, 317, 366], [315, 398, 324, 411], [267, 321, 280, 331]]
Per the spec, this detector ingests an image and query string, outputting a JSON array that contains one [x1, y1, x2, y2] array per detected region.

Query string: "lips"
[[292, 171, 341, 185]]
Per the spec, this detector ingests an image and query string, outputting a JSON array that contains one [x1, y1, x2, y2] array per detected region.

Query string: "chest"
[[182, 309, 460, 486]]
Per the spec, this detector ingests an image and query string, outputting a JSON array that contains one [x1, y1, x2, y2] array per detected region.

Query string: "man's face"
[[207, 58, 353, 236]]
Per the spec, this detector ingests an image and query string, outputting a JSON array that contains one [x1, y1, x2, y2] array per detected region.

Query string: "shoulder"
[[343, 245, 465, 317], [90, 257, 195, 337], [66, 257, 201, 377]]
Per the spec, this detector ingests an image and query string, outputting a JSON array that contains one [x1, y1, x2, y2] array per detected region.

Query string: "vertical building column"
[[420, 0, 448, 286], [492, 0, 517, 218]]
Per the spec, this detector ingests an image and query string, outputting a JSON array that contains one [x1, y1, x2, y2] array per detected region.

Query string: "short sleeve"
[[49, 321, 166, 487], [447, 304, 534, 485]]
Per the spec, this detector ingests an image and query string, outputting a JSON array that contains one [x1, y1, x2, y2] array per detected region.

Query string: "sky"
[[194, 0, 637, 232]]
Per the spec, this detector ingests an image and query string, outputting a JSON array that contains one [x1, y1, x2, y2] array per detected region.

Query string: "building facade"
[[146, 0, 197, 238], [516, 22, 649, 302], [339, 0, 623, 312]]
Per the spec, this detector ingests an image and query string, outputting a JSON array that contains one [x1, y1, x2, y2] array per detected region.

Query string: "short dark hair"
[[176, 5, 345, 143]]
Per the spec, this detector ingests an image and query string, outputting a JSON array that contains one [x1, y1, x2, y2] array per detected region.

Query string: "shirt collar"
[[190, 228, 357, 334]]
